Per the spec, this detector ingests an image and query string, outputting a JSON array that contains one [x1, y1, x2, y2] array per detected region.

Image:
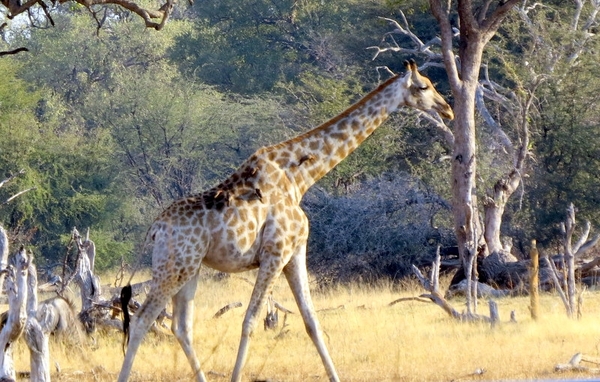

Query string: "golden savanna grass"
[[9, 271, 600, 381]]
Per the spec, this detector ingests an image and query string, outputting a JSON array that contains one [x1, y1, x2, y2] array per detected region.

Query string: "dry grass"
[[9, 273, 600, 381]]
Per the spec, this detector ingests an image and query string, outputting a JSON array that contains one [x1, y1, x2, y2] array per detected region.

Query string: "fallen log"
[[555, 353, 600, 373]]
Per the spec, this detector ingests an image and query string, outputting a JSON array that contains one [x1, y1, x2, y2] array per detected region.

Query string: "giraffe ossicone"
[[117, 59, 453, 382]]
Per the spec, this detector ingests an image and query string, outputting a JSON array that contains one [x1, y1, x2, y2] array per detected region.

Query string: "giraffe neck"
[[263, 74, 408, 196]]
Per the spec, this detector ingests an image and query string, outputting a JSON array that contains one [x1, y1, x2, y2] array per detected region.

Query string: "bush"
[[303, 173, 454, 286]]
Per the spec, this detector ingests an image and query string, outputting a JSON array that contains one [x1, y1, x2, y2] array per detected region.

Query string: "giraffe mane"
[[273, 74, 401, 149]]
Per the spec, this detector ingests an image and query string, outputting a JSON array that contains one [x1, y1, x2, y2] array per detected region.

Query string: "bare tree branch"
[[2, 187, 36, 205], [2, 0, 176, 30], [0, 47, 29, 56], [428, 1, 461, 89], [481, 0, 522, 37], [367, 15, 446, 62], [0, 170, 25, 189], [475, 85, 513, 153], [415, 110, 455, 147]]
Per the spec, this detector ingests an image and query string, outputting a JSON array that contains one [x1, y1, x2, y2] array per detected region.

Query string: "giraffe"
[[117, 59, 454, 382]]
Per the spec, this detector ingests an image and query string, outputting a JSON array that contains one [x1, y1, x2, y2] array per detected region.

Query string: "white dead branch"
[[546, 204, 599, 318], [555, 353, 600, 373], [213, 302, 243, 319], [445, 279, 511, 299], [264, 295, 278, 330], [0, 170, 36, 206], [52, 227, 168, 335], [0, 247, 29, 380], [410, 250, 498, 324], [24, 259, 51, 382], [0, 225, 8, 296], [388, 296, 432, 306]]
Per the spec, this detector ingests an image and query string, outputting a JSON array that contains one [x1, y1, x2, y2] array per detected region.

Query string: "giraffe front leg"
[[283, 247, 340, 382], [172, 272, 207, 382], [231, 259, 284, 382]]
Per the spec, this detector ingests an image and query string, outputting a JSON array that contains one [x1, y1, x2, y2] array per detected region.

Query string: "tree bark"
[[0, 225, 8, 296], [24, 261, 51, 382], [72, 228, 100, 313], [0, 248, 29, 381], [429, 0, 520, 311], [529, 240, 540, 320]]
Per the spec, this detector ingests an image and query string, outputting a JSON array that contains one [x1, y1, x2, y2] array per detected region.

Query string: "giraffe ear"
[[408, 61, 428, 89]]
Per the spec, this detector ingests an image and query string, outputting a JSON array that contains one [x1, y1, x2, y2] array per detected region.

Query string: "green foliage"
[[170, 0, 382, 94], [0, 63, 127, 267], [529, 61, 600, 243], [6, 12, 294, 269], [4, 0, 599, 284], [478, 3, 600, 248]]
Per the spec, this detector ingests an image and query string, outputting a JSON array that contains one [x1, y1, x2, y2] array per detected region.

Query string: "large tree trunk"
[[429, 0, 521, 309], [429, 0, 517, 312]]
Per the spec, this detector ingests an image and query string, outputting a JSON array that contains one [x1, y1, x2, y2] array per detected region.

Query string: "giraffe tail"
[[120, 284, 133, 355]]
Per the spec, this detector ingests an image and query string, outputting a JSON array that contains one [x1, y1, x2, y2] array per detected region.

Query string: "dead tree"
[[0, 229, 85, 381], [0, 225, 8, 296], [0, 246, 29, 381], [56, 227, 169, 335], [24, 256, 51, 382], [409, 248, 498, 324], [545, 204, 599, 318], [71, 227, 100, 314], [529, 240, 540, 320]]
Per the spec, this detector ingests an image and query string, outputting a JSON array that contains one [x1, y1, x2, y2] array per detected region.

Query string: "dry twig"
[[213, 302, 243, 319]]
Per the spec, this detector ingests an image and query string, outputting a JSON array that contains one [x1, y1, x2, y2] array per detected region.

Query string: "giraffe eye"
[[419, 85, 429, 91]]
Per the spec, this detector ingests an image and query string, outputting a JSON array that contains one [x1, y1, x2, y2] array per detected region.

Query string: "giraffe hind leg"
[[283, 252, 340, 382], [231, 258, 285, 382], [117, 292, 171, 382], [171, 272, 206, 382]]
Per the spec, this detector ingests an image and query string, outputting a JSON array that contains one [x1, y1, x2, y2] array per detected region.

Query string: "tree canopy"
[[0, 0, 599, 281]]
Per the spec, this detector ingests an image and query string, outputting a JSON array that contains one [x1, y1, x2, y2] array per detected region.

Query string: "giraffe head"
[[401, 59, 454, 120]]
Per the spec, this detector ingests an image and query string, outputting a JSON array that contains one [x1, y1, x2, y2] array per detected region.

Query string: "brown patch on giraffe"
[[330, 131, 349, 142], [292, 154, 315, 167], [203, 189, 231, 210], [278, 150, 291, 163], [238, 236, 248, 249], [337, 146, 349, 159], [236, 188, 263, 203], [241, 166, 259, 179]]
